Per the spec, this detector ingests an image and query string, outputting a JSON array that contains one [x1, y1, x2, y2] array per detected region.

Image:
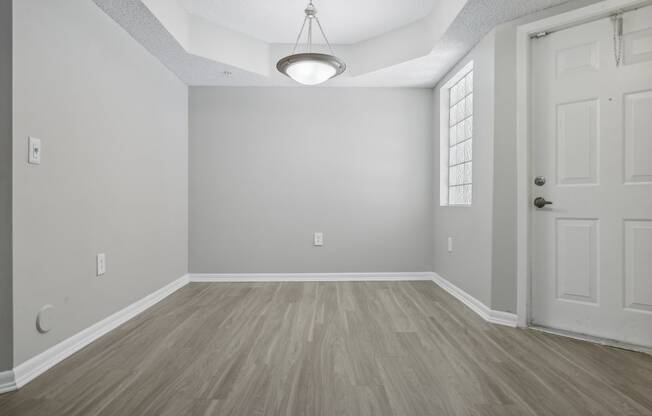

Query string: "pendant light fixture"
[[277, 1, 346, 85]]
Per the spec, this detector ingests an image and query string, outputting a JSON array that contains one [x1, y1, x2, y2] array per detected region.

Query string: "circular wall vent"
[[36, 305, 55, 334]]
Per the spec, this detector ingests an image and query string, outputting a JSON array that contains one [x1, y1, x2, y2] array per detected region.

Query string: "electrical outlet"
[[97, 253, 106, 276], [28, 137, 42, 165], [447, 237, 453, 253], [313, 232, 324, 247]]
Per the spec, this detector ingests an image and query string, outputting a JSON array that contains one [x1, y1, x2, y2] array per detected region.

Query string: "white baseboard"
[[11, 274, 190, 391], [189, 272, 435, 282], [0, 370, 16, 394], [431, 273, 517, 327]]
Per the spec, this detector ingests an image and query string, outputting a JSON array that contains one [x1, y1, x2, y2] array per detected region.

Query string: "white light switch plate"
[[313, 232, 324, 247], [28, 137, 42, 165], [448, 237, 453, 253], [97, 253, 106, 276]]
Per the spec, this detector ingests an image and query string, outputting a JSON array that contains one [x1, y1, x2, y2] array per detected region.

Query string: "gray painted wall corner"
[[432, 30, 496, 308], [0, 0, 13, 372]]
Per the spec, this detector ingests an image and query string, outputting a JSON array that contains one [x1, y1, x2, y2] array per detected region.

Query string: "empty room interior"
[[1, 0, 652, 414]]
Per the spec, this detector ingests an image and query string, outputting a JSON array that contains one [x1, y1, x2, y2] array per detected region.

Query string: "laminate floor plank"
[[1, 281, 651, 415]]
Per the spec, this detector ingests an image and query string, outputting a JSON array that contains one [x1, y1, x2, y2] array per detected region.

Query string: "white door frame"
[[515, 0, 651, 327]]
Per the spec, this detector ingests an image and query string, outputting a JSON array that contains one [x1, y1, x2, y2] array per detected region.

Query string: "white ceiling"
[[178, 0, 436, 44]]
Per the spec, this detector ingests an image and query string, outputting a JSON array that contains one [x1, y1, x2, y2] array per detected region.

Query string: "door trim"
[[515, 0, 652, 327]]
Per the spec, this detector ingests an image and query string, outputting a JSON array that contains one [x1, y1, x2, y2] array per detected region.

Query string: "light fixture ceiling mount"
[[277, 1, 346, 85]]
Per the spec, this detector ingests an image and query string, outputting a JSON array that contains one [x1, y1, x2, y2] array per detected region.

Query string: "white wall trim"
[[189, 272, 435, 283], [11, 275, 190, 390], [515, 0, 649, 328], [0, 370, 16, 394], [431, 273, 517, 327]]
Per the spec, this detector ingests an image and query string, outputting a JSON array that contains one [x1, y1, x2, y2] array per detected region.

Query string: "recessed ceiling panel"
[[179, 0, 436, 44]]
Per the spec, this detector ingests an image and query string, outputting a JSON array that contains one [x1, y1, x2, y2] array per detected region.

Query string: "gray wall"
[[190, 87, 433, 274], [433, 31, 496, 307], [0, 0, 13, 372], [12, 0, 188, 365], [490, 24, 518, 313]]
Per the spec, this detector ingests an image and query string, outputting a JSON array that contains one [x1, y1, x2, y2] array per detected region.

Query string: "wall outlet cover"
[[28, 136, 42, 165], [97, 253, 106, 276], [313, 232, 324, 247]]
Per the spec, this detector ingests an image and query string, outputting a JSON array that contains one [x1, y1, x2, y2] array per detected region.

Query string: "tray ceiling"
[[179, 0, 437, 44]]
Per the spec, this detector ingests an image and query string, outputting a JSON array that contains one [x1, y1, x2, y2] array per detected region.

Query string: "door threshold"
[[529, 325, 652, 355]]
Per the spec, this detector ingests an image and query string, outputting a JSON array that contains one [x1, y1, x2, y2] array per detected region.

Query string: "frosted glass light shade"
[[286, 60, 337, 85], [277, 53, 346, 85]]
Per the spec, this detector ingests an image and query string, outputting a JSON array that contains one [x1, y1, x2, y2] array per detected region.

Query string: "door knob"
[[534, 197, 553, 208]]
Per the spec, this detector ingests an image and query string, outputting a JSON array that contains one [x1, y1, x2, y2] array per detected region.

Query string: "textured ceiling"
[[94, 0, 583, 87], [383, 0, 585, 87], [178, 0, 436, 44]]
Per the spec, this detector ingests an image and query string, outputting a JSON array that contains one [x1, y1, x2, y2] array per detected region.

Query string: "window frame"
[[439, 60, 474, 207]]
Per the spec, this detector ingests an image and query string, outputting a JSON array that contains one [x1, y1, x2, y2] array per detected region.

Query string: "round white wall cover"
[[36, 304, 55, 334]]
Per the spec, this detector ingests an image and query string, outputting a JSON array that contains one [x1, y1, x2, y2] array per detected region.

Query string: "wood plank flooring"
[[1, 281, 651, 415]]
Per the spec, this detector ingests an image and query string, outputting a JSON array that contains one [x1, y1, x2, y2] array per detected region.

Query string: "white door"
[[531, 5, 652, 348]]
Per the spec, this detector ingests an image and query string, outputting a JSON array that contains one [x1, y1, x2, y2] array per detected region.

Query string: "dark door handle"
[[534, 197, 553, 208]]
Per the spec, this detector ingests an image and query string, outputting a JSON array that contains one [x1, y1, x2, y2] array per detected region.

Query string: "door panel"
[[555, 218, 599, 304], [555, 42, 599, 77], [624, 90, 652, 183], [531, 5, 652, 348], [624, 27, 652, 64], [624, 220, 652, 312], [556, 99, 599, 185]]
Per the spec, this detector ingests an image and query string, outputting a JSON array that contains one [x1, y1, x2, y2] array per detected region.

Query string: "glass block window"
[[447, 68, 473, 205]]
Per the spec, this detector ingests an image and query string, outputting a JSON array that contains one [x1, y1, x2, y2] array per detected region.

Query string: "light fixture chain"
[[308, 17, 313, 52], [292, 16, 309, 54], [315, 17, 335, 55]]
